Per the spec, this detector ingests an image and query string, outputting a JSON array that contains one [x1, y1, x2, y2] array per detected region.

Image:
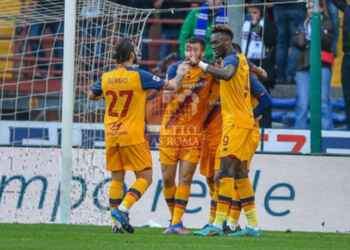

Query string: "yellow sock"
[[171, 185, 190, 225], [213, 177, 234, 228], [120, 178, 150, 211], [109, 180, 123, 210], [236, 178, 258, 227], [208, 182, 217, 224], [209, 195, 217, 224], [228, 186, 241, 226], [163, 185, 177, 217]]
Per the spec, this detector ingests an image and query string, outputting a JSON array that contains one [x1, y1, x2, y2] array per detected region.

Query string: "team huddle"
[[89, 25, 271, 237]]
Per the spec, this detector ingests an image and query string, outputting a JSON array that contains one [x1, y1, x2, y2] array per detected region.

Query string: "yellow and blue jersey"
[[91, 66, 164, 147]]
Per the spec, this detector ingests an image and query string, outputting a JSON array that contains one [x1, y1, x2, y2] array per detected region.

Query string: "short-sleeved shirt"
[[91, 66, 164, 147]]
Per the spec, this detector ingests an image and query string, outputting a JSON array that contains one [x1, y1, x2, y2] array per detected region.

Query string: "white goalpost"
[[60, 0, 77, 224]]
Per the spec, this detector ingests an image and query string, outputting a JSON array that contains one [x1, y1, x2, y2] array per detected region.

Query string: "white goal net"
[[0, 0, 153, 224]]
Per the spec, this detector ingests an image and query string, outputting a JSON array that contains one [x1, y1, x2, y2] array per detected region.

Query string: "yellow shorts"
[[159, 134, 201, 165], [218, 127, 259, 163], [159, 146, 200, 166], [199, 133, 220, 178], [106, 142, 152, 172], [247, 128, 260, 168]]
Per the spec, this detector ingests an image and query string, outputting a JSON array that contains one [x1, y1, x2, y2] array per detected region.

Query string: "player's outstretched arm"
[[201, 63, 237, 81], [189, 54, 237, 81]]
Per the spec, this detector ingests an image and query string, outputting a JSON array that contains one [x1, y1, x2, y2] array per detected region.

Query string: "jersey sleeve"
[[166, 62, 180, 80], [250, 75, 268, 97], [90, 80, 103, 96], [250, 76, 272, 118], [138, 69, 165, 90], [223, 53, 239, 68]]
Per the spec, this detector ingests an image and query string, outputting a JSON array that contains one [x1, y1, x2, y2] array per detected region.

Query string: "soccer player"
[[194, 74, 271, 235], [160, 37, 214, 235], [189, 25, 261, 237], [225, 74, 271, 234], [88, 38, 182, 233]]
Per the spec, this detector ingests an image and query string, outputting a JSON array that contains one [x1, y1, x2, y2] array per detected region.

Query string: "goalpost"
[[60, 0, 76, 224]]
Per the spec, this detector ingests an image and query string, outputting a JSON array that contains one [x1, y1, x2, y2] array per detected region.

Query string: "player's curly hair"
[[212, 24, 234, 40], [114, 38, 135, 64]]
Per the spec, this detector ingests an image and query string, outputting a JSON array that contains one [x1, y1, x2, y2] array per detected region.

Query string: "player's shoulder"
[[101, 64, 117, 77], [223, 52, 240, 67]]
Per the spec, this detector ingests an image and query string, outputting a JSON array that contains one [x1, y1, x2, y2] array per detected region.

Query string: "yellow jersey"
[[93, 66, 164, 147], [220, 52, 255, 130]]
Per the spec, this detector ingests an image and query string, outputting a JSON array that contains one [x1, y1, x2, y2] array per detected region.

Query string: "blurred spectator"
[[292, 0, 334, 130], [179, 0, 228, 61], [325, 0, 339, 55], [29, 0, 64, 72], [80, 1, 104, 57], [241, 0, 276, 127], [159, 1, 188, 59], [272, 0, 306, 84], [332, 0, 350, 129]]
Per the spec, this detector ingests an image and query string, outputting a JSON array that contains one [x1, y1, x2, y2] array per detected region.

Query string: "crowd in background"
[[27, 0, 350, 130]]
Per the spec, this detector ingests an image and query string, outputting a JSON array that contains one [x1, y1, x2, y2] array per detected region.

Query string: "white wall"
[[0, 147, 349, 232]]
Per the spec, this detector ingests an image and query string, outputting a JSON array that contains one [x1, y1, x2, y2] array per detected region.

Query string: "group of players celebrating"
[[89, 24, 271, 237]]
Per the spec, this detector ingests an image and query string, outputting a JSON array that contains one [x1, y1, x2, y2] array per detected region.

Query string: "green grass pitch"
[[0, 224, 349, 250]]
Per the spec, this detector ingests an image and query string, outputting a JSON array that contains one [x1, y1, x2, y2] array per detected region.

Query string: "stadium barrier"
[[1, 121, 350, 154], [0, 147, 349, 232]]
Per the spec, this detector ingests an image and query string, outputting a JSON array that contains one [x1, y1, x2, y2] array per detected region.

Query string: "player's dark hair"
[[212, 24, 234, 41], [114, 38, 135, 64], [187, 37, 206, 50]]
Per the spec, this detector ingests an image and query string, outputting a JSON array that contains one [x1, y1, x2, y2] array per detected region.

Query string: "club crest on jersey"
[[108, 122, 127, 136]]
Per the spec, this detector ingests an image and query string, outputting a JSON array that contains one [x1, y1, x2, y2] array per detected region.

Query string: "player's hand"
[[214, 58, 224, 68], [255, 116, 262, 124], [188, 52, 200, 65], [256, 66, 268, 80], [176, 62, 190, 79]]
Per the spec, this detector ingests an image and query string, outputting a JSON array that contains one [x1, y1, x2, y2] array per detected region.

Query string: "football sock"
[[228, 186, 241, 227], [119, 178, 150, 212], [171, 184, 191, 225], [209, 193, 217, 224], [208, 181, 217, 224], [109, 180, 123, 211], [213, 177, 234, 229], [236, 178, 258, 227], [163, 185, 177, 217]]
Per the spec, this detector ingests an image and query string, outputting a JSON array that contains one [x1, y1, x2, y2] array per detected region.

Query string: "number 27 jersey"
[[100, 66, 164, 147]]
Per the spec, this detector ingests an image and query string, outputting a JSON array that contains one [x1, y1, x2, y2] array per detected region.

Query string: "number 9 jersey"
[[92, 66, 164, 147]]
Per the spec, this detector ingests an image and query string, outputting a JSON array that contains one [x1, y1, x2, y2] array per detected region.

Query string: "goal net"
[[0, 0, 154, 224]]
